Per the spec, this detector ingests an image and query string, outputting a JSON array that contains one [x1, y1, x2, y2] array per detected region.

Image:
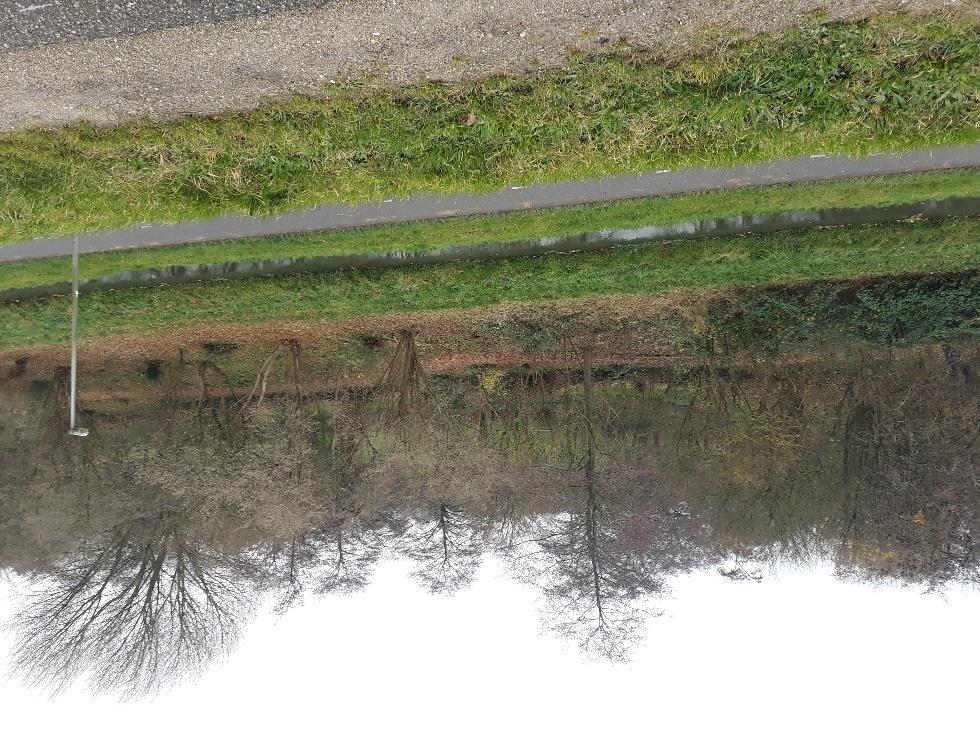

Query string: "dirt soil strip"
[[2, 0, 962, 132], [0, 293, 709, 373], [4, 144, 980, 262]]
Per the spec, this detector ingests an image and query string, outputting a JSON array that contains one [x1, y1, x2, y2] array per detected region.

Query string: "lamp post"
[[69, 234, 89, 437]]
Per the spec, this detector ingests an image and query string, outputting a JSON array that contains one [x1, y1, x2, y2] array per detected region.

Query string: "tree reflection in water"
[[0, 338, 977, 695], [9, 504, 254, 698]]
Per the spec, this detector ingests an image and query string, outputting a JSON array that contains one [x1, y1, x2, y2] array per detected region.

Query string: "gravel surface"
[[0, 0, 974, 132]]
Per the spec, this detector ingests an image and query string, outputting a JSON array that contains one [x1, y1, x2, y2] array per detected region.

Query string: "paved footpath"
[[2, 143, 979, 264], [1, 0, 332, 51]]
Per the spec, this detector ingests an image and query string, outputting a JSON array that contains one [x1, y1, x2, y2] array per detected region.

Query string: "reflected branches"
[[9, 506, 255, 698], [1, 336, 978, 692]]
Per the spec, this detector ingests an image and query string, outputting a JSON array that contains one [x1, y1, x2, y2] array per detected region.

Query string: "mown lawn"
[[2, 217, 977, 350], [1, 14, 977, 244], [2, 171, 978, 293]]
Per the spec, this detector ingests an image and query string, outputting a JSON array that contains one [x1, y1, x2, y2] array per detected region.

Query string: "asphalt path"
[[1, 0, 332, 51], [2, 144, 978, 263]]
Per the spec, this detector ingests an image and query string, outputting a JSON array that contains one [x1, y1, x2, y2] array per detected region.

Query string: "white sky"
[[1, 557, 978, 734]]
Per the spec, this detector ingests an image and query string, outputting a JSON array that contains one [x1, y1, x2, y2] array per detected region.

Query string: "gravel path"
[[3, 143, 978, 262], [1, 0, 972, 132]]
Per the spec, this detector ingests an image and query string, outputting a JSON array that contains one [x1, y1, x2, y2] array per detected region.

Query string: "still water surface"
[[0, 318, 977, 731]]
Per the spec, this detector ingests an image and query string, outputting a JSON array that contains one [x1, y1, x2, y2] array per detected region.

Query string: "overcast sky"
[[1, 557, 977, 734]]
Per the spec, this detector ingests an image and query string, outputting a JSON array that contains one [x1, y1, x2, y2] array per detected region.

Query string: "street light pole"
[[69, 234, 89, 437]]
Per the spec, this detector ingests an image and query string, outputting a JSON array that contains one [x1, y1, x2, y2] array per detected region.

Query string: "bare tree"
[[9, 507, 256, 698], [399, 502, 484, 594], [260, 516, 389, 611], [378, 329, 426, 418], [511, 350, 687, 660]]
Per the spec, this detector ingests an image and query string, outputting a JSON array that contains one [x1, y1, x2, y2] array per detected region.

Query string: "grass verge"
[[1, 14, 978, 245], [1, 217, 977, 351], [2, 170, 978, 293]]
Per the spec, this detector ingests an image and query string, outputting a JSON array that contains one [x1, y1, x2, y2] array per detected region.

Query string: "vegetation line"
[[1, 217, 977, 351]]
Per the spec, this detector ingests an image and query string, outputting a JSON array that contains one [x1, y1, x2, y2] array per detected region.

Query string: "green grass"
[[1, 14, 977, 245], [2, 218, 978, 350], [2, 171, 978, 293]]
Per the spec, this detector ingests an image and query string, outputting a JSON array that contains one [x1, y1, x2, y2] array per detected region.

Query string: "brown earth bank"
[[2, 0, 972, 132], [0, 292, 709, 376], [3, 268, 971, 375], [4, 290, 974, 410]]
